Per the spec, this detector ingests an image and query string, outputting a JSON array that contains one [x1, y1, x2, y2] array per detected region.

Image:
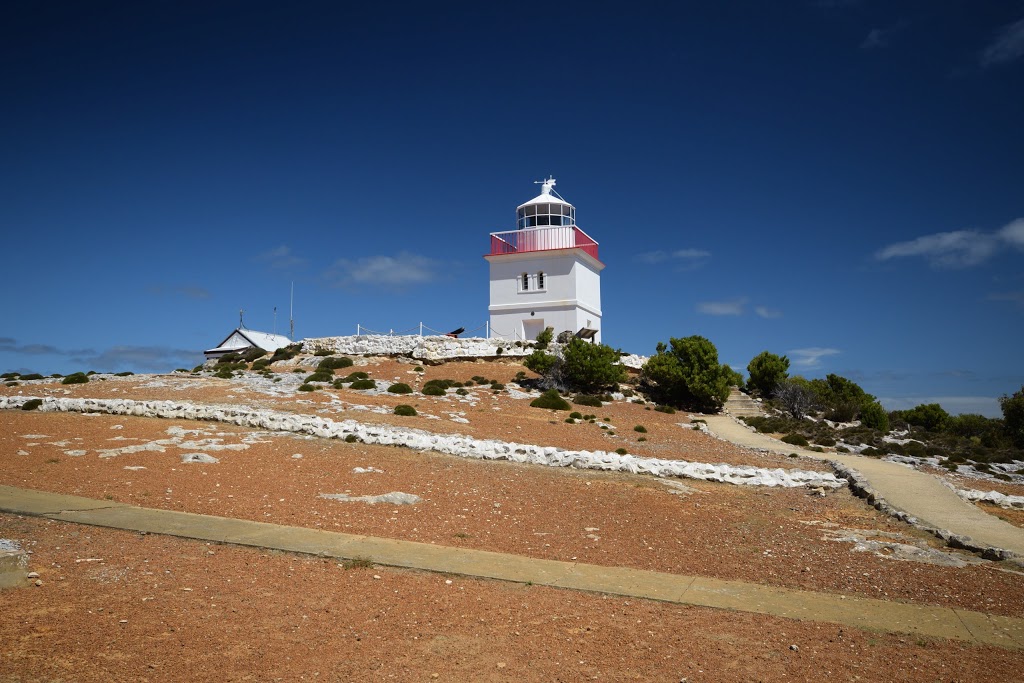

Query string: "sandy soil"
[[2, 516, 1022, 683], [3, 360, 1024, 680]]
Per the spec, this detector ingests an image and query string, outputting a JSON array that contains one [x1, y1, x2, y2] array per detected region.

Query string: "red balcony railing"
[[488, 225, 600, 261]]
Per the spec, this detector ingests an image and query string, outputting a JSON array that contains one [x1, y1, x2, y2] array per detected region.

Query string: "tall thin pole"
[[289, 282, 294, 341]]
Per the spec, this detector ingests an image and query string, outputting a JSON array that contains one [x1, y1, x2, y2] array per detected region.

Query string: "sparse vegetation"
[[297, 383, 317, 392], [349, 379, 377, 390], [318, 356, 354, 371], [530, 389, 571, 411], [422, 384, 446, 396], [61, 372, 89, 385], [573, 394, 603, 407], [21, 399, 43, 411], [387, 383, 413, 394], [634, 425, 647, 433], [394, 404, 417, 416]]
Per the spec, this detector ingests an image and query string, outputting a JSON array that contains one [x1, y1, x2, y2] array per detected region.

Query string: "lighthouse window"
[[522, 272, 529, 291], [537, 271, 545, 289]]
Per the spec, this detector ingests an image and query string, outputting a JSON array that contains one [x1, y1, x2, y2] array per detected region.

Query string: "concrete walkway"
[[1, 484, 1022, 650], [704, 412, 1024, 557]]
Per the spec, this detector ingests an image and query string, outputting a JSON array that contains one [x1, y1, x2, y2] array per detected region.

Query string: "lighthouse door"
[[523, 318, 544, 341]]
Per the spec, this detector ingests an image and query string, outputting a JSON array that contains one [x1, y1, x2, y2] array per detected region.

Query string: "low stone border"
[[1, 396, 846, 490]]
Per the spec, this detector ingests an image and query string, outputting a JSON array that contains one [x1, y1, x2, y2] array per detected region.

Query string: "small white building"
[[485, 178, 604, 343], [204, 328, 293, 361]]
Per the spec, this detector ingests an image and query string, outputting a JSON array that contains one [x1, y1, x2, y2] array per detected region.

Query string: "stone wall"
[[301, 335, 537, 362]]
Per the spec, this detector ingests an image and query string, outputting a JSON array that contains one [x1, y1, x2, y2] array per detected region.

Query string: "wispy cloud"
[[256, 245, 306, 271], [754, 306, 783, 319], [0, 338, 199, 373], [860, 23, 907, 50], [874, 218, 1024, 269], [635, 248, 711, 270], [148, 284, 211, 300], [326, 251, 442, 289], [697, 298, 747, 316], [788, 347, 840, 369], [880, 395, 1001, 418], [980, 17, 1024, 68], [988, 290, 1024, 309]]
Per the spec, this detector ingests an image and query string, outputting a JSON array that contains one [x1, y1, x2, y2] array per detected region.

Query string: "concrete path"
[[1, 484, 1022, 650], [703, 412, 1024, 557]]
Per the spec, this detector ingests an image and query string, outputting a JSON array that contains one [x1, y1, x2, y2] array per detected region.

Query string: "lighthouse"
[[486, 178, 604, 343]]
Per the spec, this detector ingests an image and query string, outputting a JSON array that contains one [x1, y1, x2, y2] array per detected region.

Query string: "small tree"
[[810, 374, 873, 422], [722, 364, 744, 388], [746, 351, 789, 397], [896, 403, 951, 432], [859, 400, 890, 432], [772, 377, 818, 418], [560, 338, 626, 393], [999, 386, 1024, 448], [641, 336, 730, 412]]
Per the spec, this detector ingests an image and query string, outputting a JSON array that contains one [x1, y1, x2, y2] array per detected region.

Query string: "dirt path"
[[703, 413, 1024, 557]]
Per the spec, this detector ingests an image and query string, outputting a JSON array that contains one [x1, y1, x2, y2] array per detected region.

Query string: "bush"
[[653, 405, 676, 414], [523, 350, 557, 376], [530, 389, 571, 411], [298, 384, 317, 392], [569, 411, 583, 419], [349, 379, 377, 390], [814, 436, 836, 447], [422, 384, 447, 396], [534, 326, 554, 350], [387, 383, 413, 394], [304, 371, 334, 383], [859, 401, 890, 432], [270, 344, 302, 362], [634, 425, 647, 433], [455, 388, 469, 396], [573, 394, 603, 407], [341, 371, 370, 382], [318, 356, 354, 370], [394, 405, 417, 416], [746, 351, 790, 397], [217, 352, 242, 364], [252, 359, 272, 371], [471, 376, 489, 384], [19, 373, 44, 381], [560, 339, 627, 393], [314, 349, 332, 356], [999, 386, 1024, 448], [781, 433, 809, 447], [490, 382, 505, 390], [641, 336, 730, 412], [61, 372, 89, 385], [114, 371, 134, 377], [241, 347, 268, 363], [894, 403, 950, 432], [615, 448, 628, 455], [344, 434, 360, 443], [414, 366, 424, 372], [21, 399, 43, 411]]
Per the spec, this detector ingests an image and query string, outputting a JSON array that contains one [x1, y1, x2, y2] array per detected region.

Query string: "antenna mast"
[[273, 306, 277, 335], [289, 282, 295, 341]]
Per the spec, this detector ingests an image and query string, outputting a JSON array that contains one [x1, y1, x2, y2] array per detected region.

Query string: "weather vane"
[[534, 176, 556, 195]]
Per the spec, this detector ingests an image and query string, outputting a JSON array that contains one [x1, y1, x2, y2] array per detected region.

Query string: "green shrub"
[[534, 326, 554, 350], [114, 371, 134, 377], [0, 372, 18, 379], [241, 347, 268, 362], [422, 384, 446, 396], [653, 405, 676, 414], [1000, 386, 1024, 448], [861, 447, 882, 457], [471, 376, 489, 384], [5, 381, 17, 387], [388, 383, 413, 394], [573, 394, 603, 407], [746, 351, 789, 397], [304, 371, 334, 383], [561, 339, 627, 393], [814, 436, 836, 447], [298, 383, 317, 392], [638, 436, 647, 442], [523, 350, 557, 376], [615, 448, 628, 455], [781, 433, 809, 447], [270, 344, 302, 362], [455, 388, 469, 396], [192, 365, 204, 373], [318, 356, 354, 370], [860, 401, 892, 432], [530, 389, 571, 411], [217, 352, 242, 364], [344, 434, 360, 443], [61, 372, 89, 385], [565, 417, 576, 423], [349, 379, 376, 390], [252, 359, 272, 371], [314, 349, 332, 356], [414, 366, 424, 372], [490, 382, 505, 390], [19, 373, 44, 381], [214, 368, 234, 379], [569, 411, 583, 419], [634, 425, 647, 433], [641, 336, 730, 412], [21, 399, 43, 411], [394, 405, 417, 416], [341, 371, 370, 382]]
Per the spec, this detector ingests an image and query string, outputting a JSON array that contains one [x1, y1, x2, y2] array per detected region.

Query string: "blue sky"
[[2, 1, 1022, 416]]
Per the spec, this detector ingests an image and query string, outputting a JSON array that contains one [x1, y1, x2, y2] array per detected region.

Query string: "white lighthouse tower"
[[486, 178, 604, 343]]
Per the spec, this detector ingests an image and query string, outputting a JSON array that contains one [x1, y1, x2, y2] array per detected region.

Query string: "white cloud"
[[754, 306, 782, 319], [879, 395, 1001, 418], [980, 17, 1024, 68], [998, 218, 1024, 248], [788, 347, 840, 369], [635, 248, 711, 270], [875, 230, 997, 268], [328, 251, 442, 288], [874, 218, 1024, 269], [256, 245, 306, 271], [697, 298, 746, 316], [988, 290, 1024, 308]]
